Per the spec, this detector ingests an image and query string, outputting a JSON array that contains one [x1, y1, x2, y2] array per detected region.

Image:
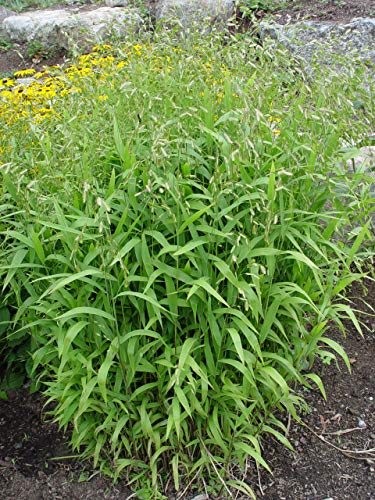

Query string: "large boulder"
[[0, 6, 15, 22], [155, 0, 235, 32], [0, 6, 15, 38], [105, 0, 129, 6], [259, 17, 375, 68], [2, 6, 142, 50]]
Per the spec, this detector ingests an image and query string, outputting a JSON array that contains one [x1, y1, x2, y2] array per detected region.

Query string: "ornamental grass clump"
[[0, 32, 374, 497]]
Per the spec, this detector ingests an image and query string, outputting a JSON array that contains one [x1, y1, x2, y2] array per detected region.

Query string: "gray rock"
[[259, 17, 375, 68], [358, 418, 367, 428], [155, 0, 235, 33], [345, 146, 375, 176], [2, 6, 142, 50], [14, 77, 38, 87], [0, 6, 16, 38], [105, 0, 129, 6], [0, 6, 15, 22]]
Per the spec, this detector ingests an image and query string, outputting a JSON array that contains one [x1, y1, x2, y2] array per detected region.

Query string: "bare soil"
[[1, 1, 374, 498], [273, 0, 375, 24]]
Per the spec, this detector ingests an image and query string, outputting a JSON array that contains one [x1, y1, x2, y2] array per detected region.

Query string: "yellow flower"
[[34, 71, 48, 79], [97, 56, 115, 66], [78, 67, 93, 76], [65, 65, 79, 74], [269, 116, 281, 123], [98, 95, 108, 101], [1, 90, 13, 99], [38, 107, 53, 114], [78, 54, 93, 64], [274, 129, 281, 136], [1, 78, 15, 87], [92, 44, 113, 52], [14, 68, 36, 78]]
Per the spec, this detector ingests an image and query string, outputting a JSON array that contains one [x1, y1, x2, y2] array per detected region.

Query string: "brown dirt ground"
[[273, 0, 375, 24], [1, 1, 374, 498]]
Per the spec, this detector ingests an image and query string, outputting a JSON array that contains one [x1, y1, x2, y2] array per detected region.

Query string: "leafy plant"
[[0, 38, 13, 53], [0, 32, 373, 497], [238, 0, 281, 17], [26, 40, 55, 61]]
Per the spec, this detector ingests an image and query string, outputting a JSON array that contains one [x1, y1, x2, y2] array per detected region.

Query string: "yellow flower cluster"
[[0, 43, 157, 167], [0, 74, 63, 125], [0, 41, 240, 168], [0, 45, 125, 128], [0, 42, 172, 127]]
